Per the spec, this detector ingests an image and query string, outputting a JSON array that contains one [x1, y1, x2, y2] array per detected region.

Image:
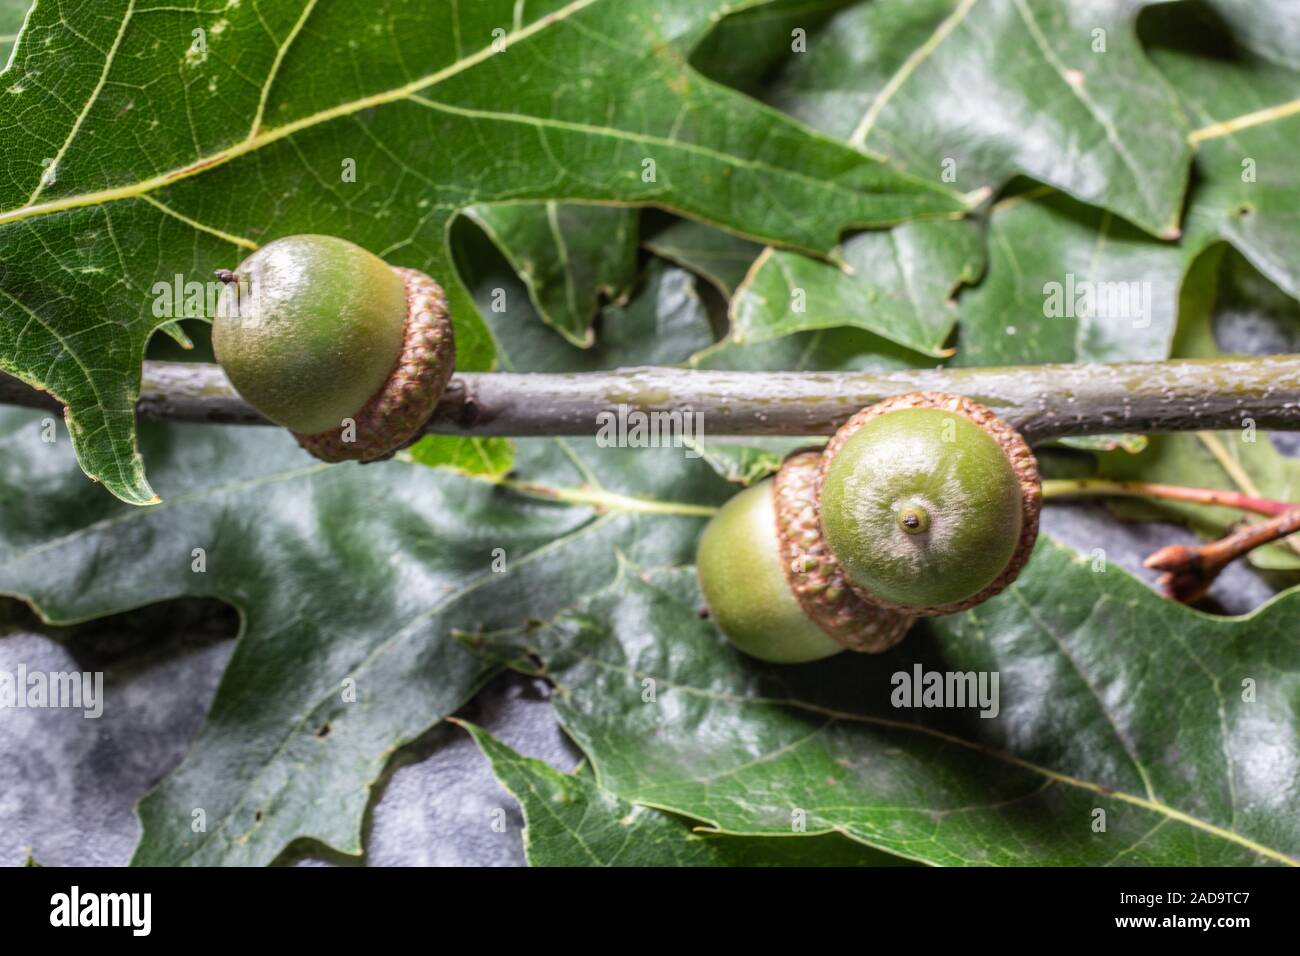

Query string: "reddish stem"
[[1041, 479, 1291, 516]]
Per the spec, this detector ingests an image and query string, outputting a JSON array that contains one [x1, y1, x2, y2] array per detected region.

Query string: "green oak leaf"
[[461, 0, 857, 336], [1146, 2, 1300, 301], [686, 0, 1190, 358], [689, 0, 855, 98], [953, 185, 1186, 366], [733, 218, 984, 356], [464, 203, 638, 348], [477, 545, 1300, 866], [404, 434, 515, 480], [458, 721, 908, 866], [5, 0, 1299, 875], [1056, 434, 1149, 454], [682, 4, 998, 357], [0, 0, 963, 506], [690, 318, 930, 374], [0, 410, 484, 863], [453, 220, 716, 374], [760, 0, 1193, 237], [952, 3, 1300, 367], [644, 219, 763, 299]]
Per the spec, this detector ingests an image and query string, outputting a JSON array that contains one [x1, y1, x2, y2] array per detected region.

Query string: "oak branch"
[[1, 355, 1299, 445]]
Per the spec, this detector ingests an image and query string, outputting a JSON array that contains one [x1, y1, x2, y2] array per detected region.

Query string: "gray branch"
[[2, 355, 1299, 444]]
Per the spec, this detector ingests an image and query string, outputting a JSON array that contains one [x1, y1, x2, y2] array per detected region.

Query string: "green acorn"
[[817, 392, 1041, 616], [696, 452, 913, 663], [212, 234, 454, 462]]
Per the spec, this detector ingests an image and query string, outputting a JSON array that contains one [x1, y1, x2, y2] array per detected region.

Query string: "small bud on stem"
[[1144, 507, 1300, 603]]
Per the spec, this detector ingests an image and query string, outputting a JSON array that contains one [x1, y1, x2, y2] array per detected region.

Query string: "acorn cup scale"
[[212, 234, 455, 462]]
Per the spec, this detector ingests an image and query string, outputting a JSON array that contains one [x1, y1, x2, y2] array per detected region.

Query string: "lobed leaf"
[[459, 720, 908, 866], [0, 0, 963, 504], [478, 546, 1300, 866]]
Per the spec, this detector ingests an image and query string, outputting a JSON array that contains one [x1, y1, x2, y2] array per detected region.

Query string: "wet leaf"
[[0, 0, 961, 504], [481, 546, 1300, 866], [459, 721, 908, 866]]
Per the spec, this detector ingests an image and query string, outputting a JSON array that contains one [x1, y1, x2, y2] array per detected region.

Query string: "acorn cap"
[[818, 392, 1040, 616], [294, 266, 454, 462], [774, 451, 913, 653], [213, 235, 454, 463]]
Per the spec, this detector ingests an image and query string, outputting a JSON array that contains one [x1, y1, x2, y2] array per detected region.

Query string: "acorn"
[[696, 451, 913, 663], [817, 392, 1041, 616], [212, 234, 454, 462]]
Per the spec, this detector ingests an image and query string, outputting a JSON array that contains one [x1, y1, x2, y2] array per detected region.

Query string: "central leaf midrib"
[[545, 629, 1296, 866], [0, 0, 601, 228]]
